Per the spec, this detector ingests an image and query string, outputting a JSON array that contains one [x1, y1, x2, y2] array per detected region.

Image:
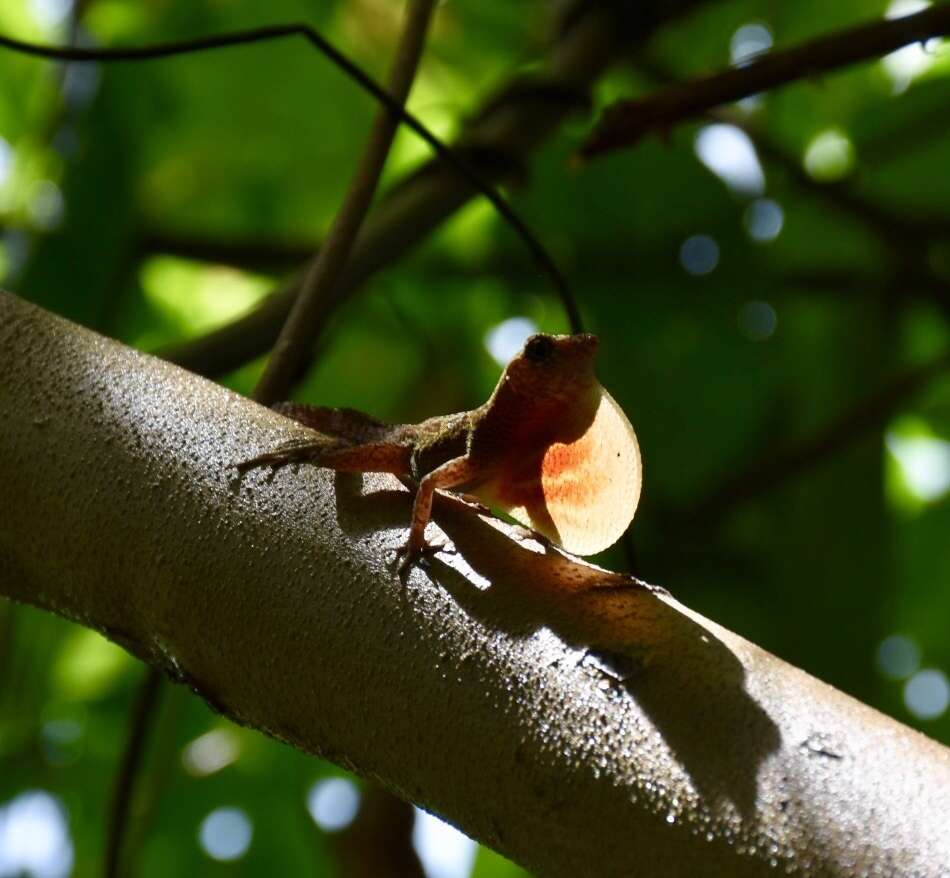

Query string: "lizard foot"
[[395, 539, 449, 577], [231, 440, 325, 475]]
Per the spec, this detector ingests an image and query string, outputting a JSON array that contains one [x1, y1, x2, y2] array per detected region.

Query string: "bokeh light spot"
[[28, 181, 65, 231], [730, 22, 773, 66], [738, 301, 777, 340], [882, 2, 937, 92], [484, 317, 538, 366], [41, 708, 85, 767], [198, 807, 252, 861], [183, 728, 240, 777], [876, 634, 921, 679], [53, 628, 131, 701], [0, 137, 13, 190], [694, 124, 765, 196], [803, 129, 855, 181], [412, 808, 477, 878], [887, 0, 930, 14], [307, 778, 360, 832], [904, 669, 950, 720], [744, 198, 784, 242], [140, 257, 271, 337], [886, 432, 950, 502], [30, 0, 74, 29], [679, 235, 719, 276], [0, 790, 73, 878]]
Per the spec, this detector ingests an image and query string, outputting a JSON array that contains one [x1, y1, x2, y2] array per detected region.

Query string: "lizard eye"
[[524, 335, 555, 363]]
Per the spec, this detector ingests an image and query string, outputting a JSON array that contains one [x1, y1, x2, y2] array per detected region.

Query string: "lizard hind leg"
[[273, 403, 393, 443], [234, 438, 413, 477], [232, 438, 348, 475], [234, 404, 407, 475]]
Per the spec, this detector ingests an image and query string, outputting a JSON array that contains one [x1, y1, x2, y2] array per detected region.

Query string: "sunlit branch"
[[581, 4, 950, 157], [0, 22, 580, 331], [117, 7, 438, 869], [690, 349, 950, 522], [4, 292, 950, 878]]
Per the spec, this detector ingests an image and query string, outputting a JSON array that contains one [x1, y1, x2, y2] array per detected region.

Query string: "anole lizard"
[[234, 333, 642, 572]]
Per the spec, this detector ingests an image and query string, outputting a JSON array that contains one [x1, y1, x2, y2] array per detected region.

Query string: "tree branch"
[[629, 60, 950, 315], [156, 0, 707, 378], [105, 667, 163, 878], [0, 20, 576, 325], [254, 0, 436, 403], [690, 349, 950, 522], [112, 6, 439, 866], [581, 4, 950, 157], [3, 292, 950, 877], [139, 231, 313, 273]]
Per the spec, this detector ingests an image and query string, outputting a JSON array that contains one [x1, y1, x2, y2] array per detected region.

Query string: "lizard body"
[[235, 333, 642, 571]]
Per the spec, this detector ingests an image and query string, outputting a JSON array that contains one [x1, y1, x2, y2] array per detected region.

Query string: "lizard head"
[[479, 330, 642, 556], [504, 333, 599, 403]]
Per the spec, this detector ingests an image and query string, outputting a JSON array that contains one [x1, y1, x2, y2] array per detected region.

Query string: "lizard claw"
[[395, 539, 448, 577]]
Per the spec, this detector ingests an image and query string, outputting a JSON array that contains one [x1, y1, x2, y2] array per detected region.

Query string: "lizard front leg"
[[399, 455, 481, 574]]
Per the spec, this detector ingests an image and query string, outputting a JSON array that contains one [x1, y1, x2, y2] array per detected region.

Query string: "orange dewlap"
[[476, 385, 642, 555]]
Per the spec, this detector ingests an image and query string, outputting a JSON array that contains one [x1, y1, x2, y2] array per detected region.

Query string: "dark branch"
[[105, 667, 163, 878], [253, 0, 437, 404], [139, 230, 313, 272], [0, 23, 580, 331], [690, 350, 950, 522], [154, 1, 695, 378], [582, 4, 950, 157]]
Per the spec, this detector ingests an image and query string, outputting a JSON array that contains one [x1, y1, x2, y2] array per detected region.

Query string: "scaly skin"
[[234, 334, 641, 572]]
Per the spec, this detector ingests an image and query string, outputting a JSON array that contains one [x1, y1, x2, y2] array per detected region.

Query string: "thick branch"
[[582, 4, 950, 156], [2, 291, 949, 877]]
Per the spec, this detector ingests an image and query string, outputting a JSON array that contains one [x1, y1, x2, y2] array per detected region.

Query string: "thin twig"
[[581, 4, 950, 157], [254, 0, 436, 403], [628, 56, 950, 318], [0, 22, 579, 331], [115, 685, 188, 877], [330, 786, 426, 878], [107, 6, 439, 871], [104, 667, 162, 878], [154, 2, 712, 378], [689, 350, 950, 522]]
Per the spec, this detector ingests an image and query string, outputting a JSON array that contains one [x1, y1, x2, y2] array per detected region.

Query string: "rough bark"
[[1, 291, 948, 877]]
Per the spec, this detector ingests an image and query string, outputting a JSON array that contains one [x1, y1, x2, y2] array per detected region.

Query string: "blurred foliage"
[[2, 0, 950, 875]]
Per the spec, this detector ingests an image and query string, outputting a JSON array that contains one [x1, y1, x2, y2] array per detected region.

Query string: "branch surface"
[[582, 4, 950, 156], [1, 292, 949, 877]]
